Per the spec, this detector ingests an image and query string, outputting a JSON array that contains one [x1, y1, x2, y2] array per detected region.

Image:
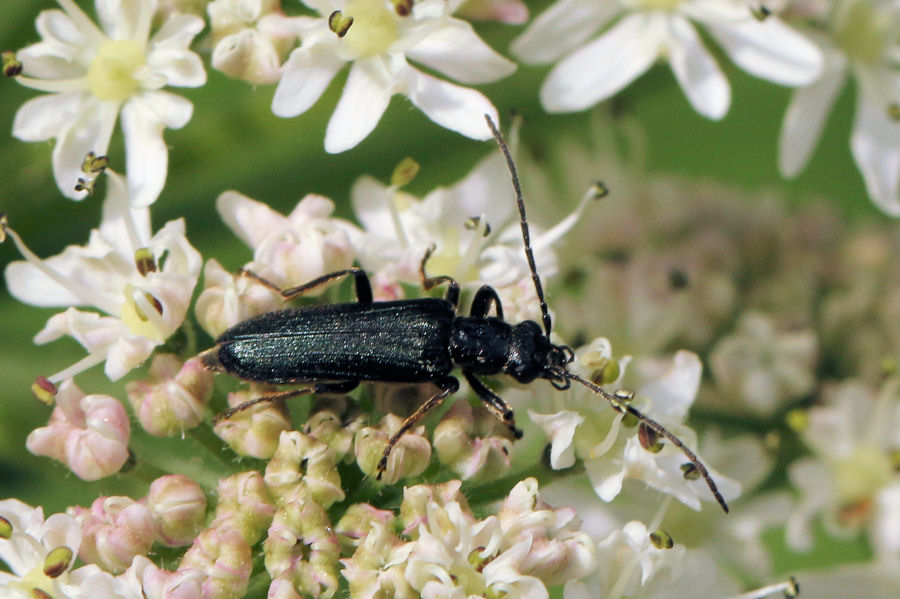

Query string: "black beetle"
[[200, 116, 729, 512]]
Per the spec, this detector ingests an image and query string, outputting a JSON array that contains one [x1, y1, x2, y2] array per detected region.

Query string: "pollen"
[[87, 39, 146, 102], [341, 0, 399, 58]]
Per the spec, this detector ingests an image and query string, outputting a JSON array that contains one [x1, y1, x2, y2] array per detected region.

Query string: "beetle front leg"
[[463, 371, 523, 439], [214, 381, 359, 422], [376, 376, 459, 480], [238, 267, 373, 305]]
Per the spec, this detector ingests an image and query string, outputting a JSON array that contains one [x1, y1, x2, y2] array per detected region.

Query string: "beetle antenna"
[[566, 371, 730, 513], [485, 114, 553, 337]]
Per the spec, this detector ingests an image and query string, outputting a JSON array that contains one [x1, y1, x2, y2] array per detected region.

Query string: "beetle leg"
[[463, 371, 522, 439], [469, 285, 504, 320], [419, 244, 460, 309], [376, 376, 459, 480], [214, 381, 359, 422], [238, 267, 373, 305]]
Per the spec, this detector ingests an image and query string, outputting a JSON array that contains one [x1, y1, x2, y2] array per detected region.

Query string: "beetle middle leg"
[[238, 267, 373, 304], [463, 371, 523, 439], [419, 244, 460, 308], [469, 285, 504, 320], [376, 376, 459, 480], [214, 381, 359, 422]]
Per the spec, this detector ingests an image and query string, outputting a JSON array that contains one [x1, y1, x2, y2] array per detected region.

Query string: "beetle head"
[[506, 321, 574, 386]]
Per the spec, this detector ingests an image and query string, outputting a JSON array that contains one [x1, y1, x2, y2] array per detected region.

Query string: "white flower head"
[[3, 171, 202, 382], [271, 0, 516, 152], [12, 0, 206, 206], [779, 0, 900, 216], [512, 0, 822, 119]]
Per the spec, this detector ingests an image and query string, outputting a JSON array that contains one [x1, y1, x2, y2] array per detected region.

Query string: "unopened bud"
[[180, 525, 252, 599], [43, 546, 74, 578], [356, 414, 430, 484], [648, 529, 674, 549], [126, 355, 213, 437], [2, 51, 22, 77], [265, 430, 345, 508], [638, 422, 663, 453], [146, 474, 207, 547], [213, 386, 291, 458], [334, 503, 395, 552], [391, 157, 419, 187], [211, 471, 276, 544], [31, 376, 57, 405], [328, 10, 353, 36]]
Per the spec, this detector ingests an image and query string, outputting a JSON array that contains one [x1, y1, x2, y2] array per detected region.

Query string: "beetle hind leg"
[[238, 267, 373, 304], [419, 244, 460, 309], [376, 376, 459, 480], [214, 381, 359, 422]]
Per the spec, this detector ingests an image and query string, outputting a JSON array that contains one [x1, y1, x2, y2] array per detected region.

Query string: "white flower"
[[350, 149, 595, 318], [208, 0, 306, 84], [12, 0, 206, 206], [779, 0, 900, 216], [528, 343, 741, 511], [215, 190, 360, 291], [0, 499, 128, 599], [3, 171, 202, 381], [271, 0, 516, 152], [512, 0, 822, 119], [786, 377, 900, 561]]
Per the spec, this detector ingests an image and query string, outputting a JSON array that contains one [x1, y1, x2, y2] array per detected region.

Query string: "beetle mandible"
[[200, 115, 729, 513]]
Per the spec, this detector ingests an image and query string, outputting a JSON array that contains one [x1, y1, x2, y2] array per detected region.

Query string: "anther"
[[465, 216, 492, 237], [680, 462, 701, 480], [31, 376, 57, 405], [391, 157, 419, 187], [328, 10, 354, 37], [135, 247, 158, 276], [750, 3, 771, 20], [392, 0, 413, 16], [43, 546, 73, 578], [888, 103, 900, 121], [2, 51, 22, 77], [639, 422, 664, 453], [590, 180, 609, 200], [648, 529, 674, 549]]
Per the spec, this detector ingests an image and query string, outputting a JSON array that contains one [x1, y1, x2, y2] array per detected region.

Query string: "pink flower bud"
[[180, 525, 252, 599], [146, 474, 207, 547], [69, 496, 157, 573], [265, 430, 345, 508], [355, 414, 430, 484], [195, 258, 282, 338], [399, 481, 468, 538], [263, 494, 340, 599], [210, 471, 276, 544], [213, 386, 291, 458], [136, 556, 205, 599], [433, 400, 514, 480], [334, 503, 395, 552], [126, 354, 213, 436], [26, 379, 130, 481]]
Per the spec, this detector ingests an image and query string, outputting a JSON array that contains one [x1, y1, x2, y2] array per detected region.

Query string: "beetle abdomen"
[[211, 298, 456, 384]]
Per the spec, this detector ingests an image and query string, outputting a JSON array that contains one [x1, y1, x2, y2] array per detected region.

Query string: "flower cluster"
[[2, 0, 900, 598]]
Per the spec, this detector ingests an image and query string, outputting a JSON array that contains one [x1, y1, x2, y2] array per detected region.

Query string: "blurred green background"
[[0, 0, 881, 579]]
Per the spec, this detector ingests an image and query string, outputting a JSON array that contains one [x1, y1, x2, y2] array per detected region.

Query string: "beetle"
[[200, 115, 729, 513]]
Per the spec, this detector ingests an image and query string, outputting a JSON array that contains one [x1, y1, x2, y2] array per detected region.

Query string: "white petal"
[[50, 98, 120, 200], [528, 410, 583, 469], [778, 56, 847, 177], [12, 92, 88, 142], [704, 15, 823, 86], [272, 42, 345, 118], [216, 190, 291, 249], [406, 19, 516, 85], [324, 60, 393, 153], [147, 15, 207, 88], [666, 16, 730, 120], [540, 13, 662, 113], [637, 350, 701, 423], [850, 86, 900, 216], [5, 261, 84, 306], [510, 0, 619, 64], [403, 67, 498, 140], [121, 91, 193, 207]]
